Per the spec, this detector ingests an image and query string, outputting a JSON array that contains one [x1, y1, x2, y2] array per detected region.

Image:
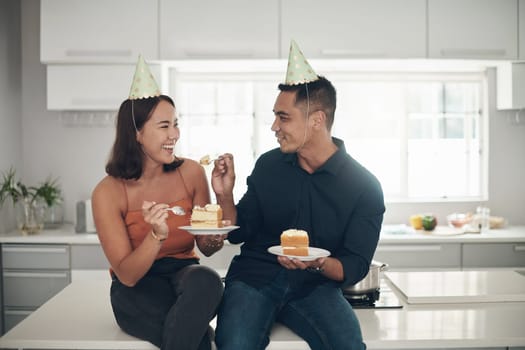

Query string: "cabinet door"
[[281, 0, 426, 59], [2, 244, 69, 269], [428, 0, 518, 59], [41, 0, 158, 63], [462, 243, 525, 268], [4, 309, 33, 333], [518, 0, 525, 60], [3, 270, 70, 308], [46, 64, 161, 110], [159, 0, 279, 59], [71, 245, 108, 270], [374, 243, 461, 269]]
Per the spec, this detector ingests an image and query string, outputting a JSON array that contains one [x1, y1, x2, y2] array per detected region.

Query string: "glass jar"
[[15, 198, 45, 235], [476, 206, 490, 233], [43, 202, 64, 229]]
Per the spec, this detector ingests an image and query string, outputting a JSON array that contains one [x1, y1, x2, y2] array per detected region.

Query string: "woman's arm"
[[92, 177, 165, 287]]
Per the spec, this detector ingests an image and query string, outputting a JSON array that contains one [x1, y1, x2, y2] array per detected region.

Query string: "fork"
[[167, 206, 186, 215], [199, 155, 218, 165]]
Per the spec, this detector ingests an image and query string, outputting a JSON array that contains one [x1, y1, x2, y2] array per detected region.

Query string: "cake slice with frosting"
[[280, 229, 309, 256], [191, 204, 223, 228]]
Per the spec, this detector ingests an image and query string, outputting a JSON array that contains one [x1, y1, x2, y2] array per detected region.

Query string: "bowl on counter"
[[446, 213, 473, 228]]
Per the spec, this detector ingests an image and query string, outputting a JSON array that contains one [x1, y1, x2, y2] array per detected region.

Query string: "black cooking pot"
[[343, 260, 388, 294]]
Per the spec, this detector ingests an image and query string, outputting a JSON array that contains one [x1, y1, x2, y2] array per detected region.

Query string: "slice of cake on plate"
[[191, 204, 223, 228], [280, 229, 309, 256]]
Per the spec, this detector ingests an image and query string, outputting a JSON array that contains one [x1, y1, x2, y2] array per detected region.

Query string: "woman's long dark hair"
[[106, 95, 183, 180]]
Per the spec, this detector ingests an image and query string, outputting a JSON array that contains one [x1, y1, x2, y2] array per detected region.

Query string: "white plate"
[[267, 245, 331, 261], [179, 225, 240, 235]]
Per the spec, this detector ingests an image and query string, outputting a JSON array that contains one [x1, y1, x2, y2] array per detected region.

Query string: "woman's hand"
[[142, 201, 169, 240], [196, 233, 229, 257]]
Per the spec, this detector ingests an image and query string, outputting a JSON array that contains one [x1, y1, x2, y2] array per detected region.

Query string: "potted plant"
[[0, 168, 18, 233], [34, 176, 64, 229], [0, 168, 64, 234]]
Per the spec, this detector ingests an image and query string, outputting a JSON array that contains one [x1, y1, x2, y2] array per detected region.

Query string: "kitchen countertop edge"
[[1, 224, 524, 244]]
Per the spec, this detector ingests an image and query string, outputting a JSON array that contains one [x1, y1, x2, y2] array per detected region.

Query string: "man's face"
[[271, 91, 308, 153]]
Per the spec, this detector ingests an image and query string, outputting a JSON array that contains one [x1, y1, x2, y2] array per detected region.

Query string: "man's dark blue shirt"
[[226, 137, 385, 293]]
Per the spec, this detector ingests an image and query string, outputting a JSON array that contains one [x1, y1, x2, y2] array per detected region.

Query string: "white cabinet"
[[280, 0, 426, 59], [428, 0, 518, 60], [462, 243, 525, 268], [520, 0, 525, 59], [373, 243, 461, 270], [41, 0, 158, 63], [70, 244, 110, 281], [46, 64, 161, 110], [159, 0, 279, 59], [1, 244, 71, 333], [496, 62, 525, 110]]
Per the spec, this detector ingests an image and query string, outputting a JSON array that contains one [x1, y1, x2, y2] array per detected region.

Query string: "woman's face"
[[136, 100, 179, 165]]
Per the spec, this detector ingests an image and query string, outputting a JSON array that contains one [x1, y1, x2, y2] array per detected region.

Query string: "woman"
[[92, 91, 225, 350]]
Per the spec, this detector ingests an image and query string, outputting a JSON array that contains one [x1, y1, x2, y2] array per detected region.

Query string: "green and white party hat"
[[128, 55, 160, 100], [284, 40, 319, 85]]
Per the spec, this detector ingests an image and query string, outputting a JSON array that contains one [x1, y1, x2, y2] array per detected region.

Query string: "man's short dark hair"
[[278, 76, 337, 130]]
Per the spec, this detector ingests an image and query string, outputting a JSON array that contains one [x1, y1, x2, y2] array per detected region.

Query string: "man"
[[211, 40, 385, 350]]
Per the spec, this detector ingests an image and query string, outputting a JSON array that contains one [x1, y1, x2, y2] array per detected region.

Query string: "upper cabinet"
[[280, 0, 426, 59], [518, 0, 525, 60], [496, 62, 525, 110], [40, 0, 158, 63], [46, 64, 161, 110], [428, 0, 518, 60], [40, 0, 522, 63], [159, 0, 279, 59]]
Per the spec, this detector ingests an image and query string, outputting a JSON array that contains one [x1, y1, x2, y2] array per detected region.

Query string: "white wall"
[[0, 0, 22, 172], [0, 0, 22, 232], [4, 0, 525, 228], [19, 0, 114, 226]]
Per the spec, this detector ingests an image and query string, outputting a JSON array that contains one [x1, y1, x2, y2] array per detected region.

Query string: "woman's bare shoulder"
[[92, 176, 125, 202], [179, 158, 206, 176]]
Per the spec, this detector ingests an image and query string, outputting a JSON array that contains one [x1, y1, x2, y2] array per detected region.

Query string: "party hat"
[[128, 55, 160, 100], [284, 40, 319, 85]]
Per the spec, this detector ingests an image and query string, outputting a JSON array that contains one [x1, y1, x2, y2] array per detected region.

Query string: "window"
[[332, 72, 486, 201], [170, 68, 487, 203]]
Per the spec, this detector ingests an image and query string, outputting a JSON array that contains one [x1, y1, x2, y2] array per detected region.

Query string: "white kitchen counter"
[[385, 270, 525, 304], [1, 224, 525, 244], [1, 278, 525, 350], [0, 224, 100, 244], [380, 225, 525, 243]]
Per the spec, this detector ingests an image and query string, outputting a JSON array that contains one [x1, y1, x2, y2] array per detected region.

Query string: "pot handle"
[[372, 260, 389, 271]]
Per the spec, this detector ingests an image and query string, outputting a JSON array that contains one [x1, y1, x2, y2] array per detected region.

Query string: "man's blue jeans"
[[215, 270, 366, 350]]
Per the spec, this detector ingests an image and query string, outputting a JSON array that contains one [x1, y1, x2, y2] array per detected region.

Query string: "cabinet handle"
[[183, 50, 254, 58], [320, 49, 387, 57], [439, 48, 506, 57], [4, 271, 69, 279], [2, 246, 67, 254], [65, 49, 133, 57], [4, 309, 33, 316], [514, 245, 525, 252], [377, 245, 442, 252], [69, 98, 122, 106]]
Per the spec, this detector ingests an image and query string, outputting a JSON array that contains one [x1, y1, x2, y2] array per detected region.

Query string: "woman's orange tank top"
[[123, 172, 198, 261]]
